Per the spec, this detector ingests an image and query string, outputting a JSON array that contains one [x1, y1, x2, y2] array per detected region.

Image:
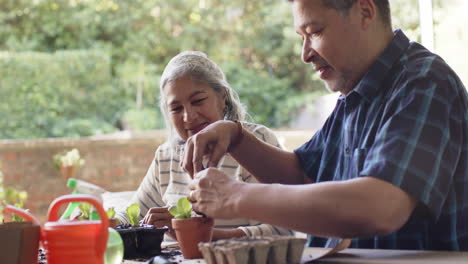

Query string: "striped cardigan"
[[116, 122, 293, 236]]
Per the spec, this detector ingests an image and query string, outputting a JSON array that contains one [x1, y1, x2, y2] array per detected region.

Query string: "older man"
[[182, 0, 468, 251]]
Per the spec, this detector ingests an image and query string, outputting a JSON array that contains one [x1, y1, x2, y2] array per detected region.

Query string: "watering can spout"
[[5, 205, 41, 225], [4, 205, 45, 239]]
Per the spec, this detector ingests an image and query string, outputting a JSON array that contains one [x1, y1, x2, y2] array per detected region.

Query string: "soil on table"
[[37, 244, 184, 264]]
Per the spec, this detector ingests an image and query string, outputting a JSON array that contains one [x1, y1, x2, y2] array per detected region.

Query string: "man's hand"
[[188, 168, 244, 219], [182, 120, 238, 177]]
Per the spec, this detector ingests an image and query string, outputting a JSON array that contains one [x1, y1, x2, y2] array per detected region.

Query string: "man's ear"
[[356, 0, 377, 30]]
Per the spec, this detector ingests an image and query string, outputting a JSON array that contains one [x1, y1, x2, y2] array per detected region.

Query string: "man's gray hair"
[[287, 0, 391, 27], [159, 51, 246, 141]]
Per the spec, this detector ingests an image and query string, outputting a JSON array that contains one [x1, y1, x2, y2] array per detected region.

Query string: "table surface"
[[122, 246, 468, 264], [303, 247, 468, 264]]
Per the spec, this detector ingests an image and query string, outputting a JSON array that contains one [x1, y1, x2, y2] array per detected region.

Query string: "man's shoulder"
[[386, 43, 465, 99], [399, 43, 458, 82]]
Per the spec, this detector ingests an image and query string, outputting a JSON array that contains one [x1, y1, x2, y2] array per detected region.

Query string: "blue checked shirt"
[[294, 29, 468, 251]]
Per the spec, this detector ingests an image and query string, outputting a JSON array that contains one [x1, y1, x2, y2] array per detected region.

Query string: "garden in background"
[[1, 0, 467, 139]]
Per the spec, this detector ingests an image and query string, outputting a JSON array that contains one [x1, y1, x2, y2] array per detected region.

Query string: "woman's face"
[[163, 76, 226, 141]]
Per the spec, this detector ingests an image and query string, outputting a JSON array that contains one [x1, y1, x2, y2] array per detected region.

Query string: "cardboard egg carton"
[[198, 235, 306, 264]]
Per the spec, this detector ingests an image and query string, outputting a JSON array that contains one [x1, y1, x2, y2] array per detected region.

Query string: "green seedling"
[[106, 207, 116, 219], [169, 197, 192, 219], [78, 203, 92, 220], [126, 203, 140, 226], [76, 204, 117, 221]]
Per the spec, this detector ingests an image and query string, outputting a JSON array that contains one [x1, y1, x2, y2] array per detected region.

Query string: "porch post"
[[419, 0, 434, 51]]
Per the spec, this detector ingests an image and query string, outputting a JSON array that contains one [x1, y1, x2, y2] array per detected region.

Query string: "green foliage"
[[0, 163, 28, 222], [51, 119, 117, 139], [0, 50, 126, 139], [0, 0, 465, 139], [223, 62, 307, 127], [0, 0, 312, 139], [126, 203, 140, 226], [78, 202, 92, 220], [77, 203, 116, 221], [121, 107, 163, 131], [169, 197, 192, 219], [0, 169, 3, 222]]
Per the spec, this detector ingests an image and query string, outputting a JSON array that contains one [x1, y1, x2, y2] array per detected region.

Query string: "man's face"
[[293, 0, 368, 94]]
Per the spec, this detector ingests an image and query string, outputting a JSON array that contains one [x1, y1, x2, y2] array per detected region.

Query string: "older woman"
[[116, 51, 293, 240]]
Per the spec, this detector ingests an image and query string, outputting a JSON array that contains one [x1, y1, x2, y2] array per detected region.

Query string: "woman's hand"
[[141, 207, 173, 229], [141, 207, 178, 239], [182, 120, 239, 177], [188, 167, 245, 219]]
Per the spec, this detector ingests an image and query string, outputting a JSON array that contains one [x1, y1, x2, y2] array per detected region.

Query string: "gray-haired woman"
[[116, 51, 293, 240]]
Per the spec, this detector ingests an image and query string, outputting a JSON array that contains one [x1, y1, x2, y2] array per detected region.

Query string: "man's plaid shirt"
[[295, 29, 468, 251]]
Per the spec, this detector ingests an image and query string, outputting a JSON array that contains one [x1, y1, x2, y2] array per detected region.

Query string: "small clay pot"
[[60, 165, 77, 181], [108, 218, 119, 229], [172, 216, 214, 259]]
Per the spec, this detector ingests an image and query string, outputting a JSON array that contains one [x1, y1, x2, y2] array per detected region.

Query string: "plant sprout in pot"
[[116, 203, 168, 259], [170, 197, 214, 259], [75, 203, 118, 228], [53, 148, 85, 181]]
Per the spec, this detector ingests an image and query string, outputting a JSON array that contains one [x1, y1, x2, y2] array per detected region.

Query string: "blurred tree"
[[0, 0, 312, 138], [0, 0, 466, 139]]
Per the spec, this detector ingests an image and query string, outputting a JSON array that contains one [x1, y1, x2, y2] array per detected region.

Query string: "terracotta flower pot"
[[172, 216, 214, 259], [108, 218, 118, 229], [60, 165, 77, 181], [0, 222, 41, 264]]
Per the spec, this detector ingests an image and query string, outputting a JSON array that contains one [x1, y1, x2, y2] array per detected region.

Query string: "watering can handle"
[[47, 194, 109, 257]]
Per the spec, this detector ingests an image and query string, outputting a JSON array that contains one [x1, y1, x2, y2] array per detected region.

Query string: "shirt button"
[[345, 147, 351, 154]]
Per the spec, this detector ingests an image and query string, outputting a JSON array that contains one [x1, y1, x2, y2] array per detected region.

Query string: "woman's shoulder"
[[155, 140, 172, 152], [155, 140, 184, 157], [241, 121, 278, 144], [241, 121, 271, 132]]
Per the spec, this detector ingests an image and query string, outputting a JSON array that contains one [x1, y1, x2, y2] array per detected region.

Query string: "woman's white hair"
[[159, 51, 246, 142]]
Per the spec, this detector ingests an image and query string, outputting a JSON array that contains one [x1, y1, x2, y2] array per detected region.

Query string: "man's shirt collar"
[[345, 29, 410, 103]]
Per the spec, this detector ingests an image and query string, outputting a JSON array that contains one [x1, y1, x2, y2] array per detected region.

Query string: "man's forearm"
[[232, 177, 416, 238], [230, 128, 307, 184]]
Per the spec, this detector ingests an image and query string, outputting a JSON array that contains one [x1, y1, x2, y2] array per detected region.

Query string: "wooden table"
[[123, 246, 468, 264], [303, 247, 468, 263]]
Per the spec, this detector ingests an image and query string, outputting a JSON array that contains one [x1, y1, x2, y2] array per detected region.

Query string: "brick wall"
[[0, 129, 313, 222]]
